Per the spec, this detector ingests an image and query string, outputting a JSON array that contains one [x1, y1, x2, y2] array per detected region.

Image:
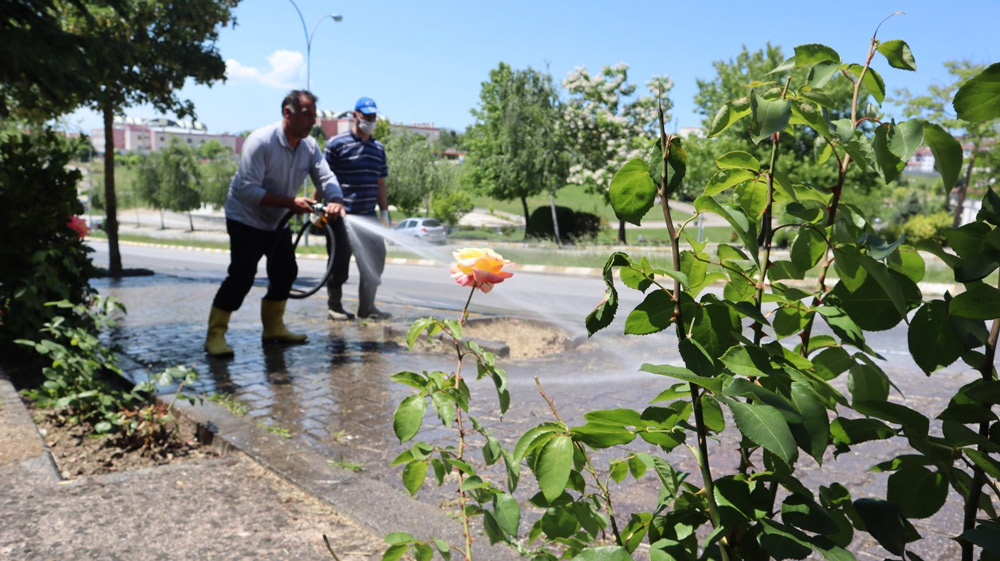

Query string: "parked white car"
[[392, 217, 448, 244]]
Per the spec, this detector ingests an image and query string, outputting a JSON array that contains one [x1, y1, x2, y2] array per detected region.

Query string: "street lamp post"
[[286, 0, 343, 91]]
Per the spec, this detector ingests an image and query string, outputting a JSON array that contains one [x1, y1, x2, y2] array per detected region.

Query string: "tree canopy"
[[467, 63, 569, 227]]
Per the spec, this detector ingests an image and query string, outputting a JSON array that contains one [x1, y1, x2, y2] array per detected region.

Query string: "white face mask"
[[358, 118, 376, 135]]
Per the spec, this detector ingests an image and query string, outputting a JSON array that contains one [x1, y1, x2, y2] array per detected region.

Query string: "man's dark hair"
[[282, 90, 317, 114]]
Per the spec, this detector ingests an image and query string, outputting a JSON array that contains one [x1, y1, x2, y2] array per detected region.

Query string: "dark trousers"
[[212, 219, 297, 312], [326, 215, 386, 307]]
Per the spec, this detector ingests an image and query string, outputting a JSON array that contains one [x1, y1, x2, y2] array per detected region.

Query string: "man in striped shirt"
[[317, 96, 391, 320]]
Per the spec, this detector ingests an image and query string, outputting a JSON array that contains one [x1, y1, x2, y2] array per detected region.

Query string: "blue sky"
[[64, 0, 1000, 136]]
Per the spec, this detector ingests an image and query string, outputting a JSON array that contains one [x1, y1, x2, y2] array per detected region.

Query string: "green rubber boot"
[[204, 306, 235, 357], [261, 299, 307, 344]]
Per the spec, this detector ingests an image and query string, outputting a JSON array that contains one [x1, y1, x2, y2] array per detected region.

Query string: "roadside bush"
[[0, 125, 96, 360], [18, 297, 199, 439], [900, 211, 953, 244], [525, 204, 602, 242]]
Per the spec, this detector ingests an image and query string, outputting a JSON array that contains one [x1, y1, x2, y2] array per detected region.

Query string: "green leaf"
[[460, 475, 488, 491], [790, 382, 830, 463], [720, 345, 772, 377], [727, 400, 798, 465], [571, 546, 634, 561], [757, 519, 813, 559], [695, 195, 758, 260], [944, 223, 1000, 282], [831, 417, 895, 446], [790, 99, 831, 139], [808, 60, 841, 88], [953, 61, 1000, 122], [714, 476, 755, 523], [908, 301, 965, 374], [799, 86, 839, 108], [844, 130, 878, 173], [873, 121, 924, 184], [571, 423, 636, 448], [584, 408, 643, 426], [958, 522, 1000, 555], [382, 544, 408, 561], [716, 151, 761, 171], [848, 359, 889, 402], [791, 228, 826, 272], [406, 318, 438, 349], [641, 362, 723, 394], [393, 395, 426, 443], [853, 499, 910, 556], [750, 90, 792, 144], [816, 306, 866, 350], [794, 44, 841, 66], [390, 371, 426, 390], [625, 289, 674, 335], [977, 188, 1000, 226], [782, 493, 839, 535], [951, 283, 1000, 320], [513, 423, 563, 462], [854, 400, 929, 438], [704, 169, 755, 197], [966, 449, 1000, 480], [876, 39, 916, 71], [402, 460, 428, 496], [610, 158, 657, 226], [493, 492, 521, 537], [922, 121, 963, 190], [586, 253, 629, 336], [431, 392, 455, 427], [847, 64, 886, 105], [734, 176, 769, 220], [540, 508, 578, 539], [533, 435, 574, 503], [887, 466, 948, 519], [708, 97, 752, 137]]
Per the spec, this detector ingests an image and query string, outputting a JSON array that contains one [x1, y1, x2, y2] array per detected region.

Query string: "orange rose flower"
[[450, 248, 514, 293], [67, 215, 89, 239]]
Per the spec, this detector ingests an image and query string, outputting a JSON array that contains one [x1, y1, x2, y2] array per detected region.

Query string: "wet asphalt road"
[[89, 240, 981, 560]]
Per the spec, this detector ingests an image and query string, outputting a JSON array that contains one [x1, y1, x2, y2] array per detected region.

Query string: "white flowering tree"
[[562, 63, 673, 242]]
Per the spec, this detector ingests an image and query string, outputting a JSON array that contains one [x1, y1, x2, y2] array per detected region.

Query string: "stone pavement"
[[1, 238, 973, 560]]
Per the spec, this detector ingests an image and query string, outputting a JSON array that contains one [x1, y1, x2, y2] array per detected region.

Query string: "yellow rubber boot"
[[204, 306, 235, 357], [261, 299, 307, 344]]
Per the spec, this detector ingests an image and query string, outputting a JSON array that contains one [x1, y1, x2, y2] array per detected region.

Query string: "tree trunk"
[[549, 190, 562, 247], [159, 209, 165, 229], [188, 212, 194, 232], [618, 219, 627, 244], [952, 149, 977, 228], [103, 105, 122, 277], [521, 196, 530, 240]]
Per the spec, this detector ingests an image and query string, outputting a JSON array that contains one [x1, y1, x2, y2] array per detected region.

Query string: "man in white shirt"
[[204, 90, 345, 357]]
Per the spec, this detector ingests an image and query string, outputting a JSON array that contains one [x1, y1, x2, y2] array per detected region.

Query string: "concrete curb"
[[171, 396, 521, 560], [0, 374, 61, 484]]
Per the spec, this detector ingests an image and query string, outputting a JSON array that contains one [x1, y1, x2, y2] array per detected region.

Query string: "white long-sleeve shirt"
[[224, 121, 342, 231]]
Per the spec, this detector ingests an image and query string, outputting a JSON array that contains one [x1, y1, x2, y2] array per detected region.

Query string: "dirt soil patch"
[[407, 317, 576, 359], [28, 401, 218, 479]]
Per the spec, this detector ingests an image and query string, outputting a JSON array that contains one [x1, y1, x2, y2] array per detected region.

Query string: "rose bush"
[[67, 215, 89, 238]]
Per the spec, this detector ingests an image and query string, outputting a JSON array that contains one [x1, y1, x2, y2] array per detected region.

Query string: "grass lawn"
[[470, 183, 693, 226]]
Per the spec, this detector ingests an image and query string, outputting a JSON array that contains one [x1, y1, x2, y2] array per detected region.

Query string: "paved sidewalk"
[[0, 371, 518, 560]]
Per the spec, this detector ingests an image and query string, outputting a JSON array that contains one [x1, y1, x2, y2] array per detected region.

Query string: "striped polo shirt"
[[323, 130, 388, 216]]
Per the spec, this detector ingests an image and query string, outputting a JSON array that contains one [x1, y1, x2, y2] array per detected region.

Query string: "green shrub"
[[0, 125, 96, 358], [525, 205, 602, 242], [900, 211, 952, 244]]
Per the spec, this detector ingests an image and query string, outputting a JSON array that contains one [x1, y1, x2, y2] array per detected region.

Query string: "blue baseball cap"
[[354, 97, 378, 115]]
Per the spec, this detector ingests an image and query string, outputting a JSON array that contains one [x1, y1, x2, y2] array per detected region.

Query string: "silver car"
[[392, 217, 447, 244]]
